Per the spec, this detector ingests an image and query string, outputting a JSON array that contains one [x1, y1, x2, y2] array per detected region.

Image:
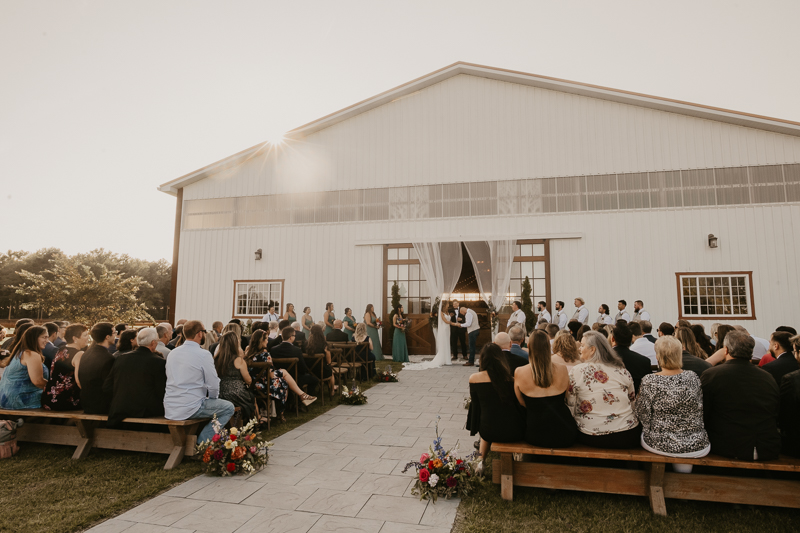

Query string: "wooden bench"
[[0, 409, 209, 470], [491, 442, 800, 516]]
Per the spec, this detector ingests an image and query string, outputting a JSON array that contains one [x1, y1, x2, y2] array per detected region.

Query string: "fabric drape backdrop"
[[464, 239, 516, 318], [406, 241, 462, 369]]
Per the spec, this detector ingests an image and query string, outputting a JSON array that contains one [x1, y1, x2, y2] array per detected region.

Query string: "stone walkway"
[[89, 363, 474, 533]]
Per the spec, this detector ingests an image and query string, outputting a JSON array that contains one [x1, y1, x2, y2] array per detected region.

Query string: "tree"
[[15, 254, 154, 325], [521, 276, 535, 332]]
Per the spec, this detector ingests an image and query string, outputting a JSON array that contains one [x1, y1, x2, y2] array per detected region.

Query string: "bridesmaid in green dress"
[[301, 307, 313, 339], [343, 308, 356, 341], [283, 303, 297, 324], [392, 305, 409, 363], [323, 302, 336, 337], [364, 304, 383, 360]]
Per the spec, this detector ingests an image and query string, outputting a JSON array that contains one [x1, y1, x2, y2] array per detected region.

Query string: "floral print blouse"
[[567, 362, 638, 435]]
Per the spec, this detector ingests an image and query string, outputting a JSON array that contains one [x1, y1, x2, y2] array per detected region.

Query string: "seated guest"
[[271, 326, 321, 397], [0, 326, 49, 409], [567, 331, 640, 448], [691, 324, 715, 358], [700, 330, 781, 460], [629, 321, 657, 365], [103, 328, 167, 428], [551, 330, 581, 370], [466, 343, 525, 466], [215, 331, 257, 425], [245, 330, 315, 421], [305, 325, 337, 397], [266, 321, 282, 351], [164, 320, 234, 444], [43, 323, 89, 411], [353, 323, 377, 380], [42, 322, 60, 369], [778, 335, 800, 457], [609, 324, 652, 393], [326, 320, 350, 343], [635, 336, 710, 472], [641, 321, 657, 344], [657, 322, 675, 337], [674, 328, 712, 377], [494, 332, 528, 372], [763, 331, 799, 385], [514, 330, 577, 448], [508, 326, 528, 360], [115, 330, 138, 356], [75, 322, 117, 415]]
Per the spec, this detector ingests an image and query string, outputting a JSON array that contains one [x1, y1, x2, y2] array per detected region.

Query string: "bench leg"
[[647, 463, 667, 516], [165, 426, 187, 470], [72, 420, 95, 460], [500, 452, 514, 501]]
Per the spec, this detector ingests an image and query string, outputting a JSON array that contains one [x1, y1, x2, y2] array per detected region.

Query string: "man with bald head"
[[326, 319, 349, 343], [494, 332, 527, 372]]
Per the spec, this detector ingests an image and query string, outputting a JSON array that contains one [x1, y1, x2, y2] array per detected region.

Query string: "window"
[[503, 240, 549, 313], [233, 280, 284, 318], [676, 272, 755, 320], [385, 245, 430, 315]]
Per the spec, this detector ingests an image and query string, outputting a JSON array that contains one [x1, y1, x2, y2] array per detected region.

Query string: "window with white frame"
[[677, 272, 754, 320], [233, 280, 283, 318]]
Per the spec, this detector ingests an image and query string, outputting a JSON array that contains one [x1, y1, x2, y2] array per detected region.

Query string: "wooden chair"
[[248, 361, 272, 431], [269, 357, 300, 417]]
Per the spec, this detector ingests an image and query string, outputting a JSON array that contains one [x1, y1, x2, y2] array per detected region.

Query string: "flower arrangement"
[[340, 385, 368, 405], [196, 416, 273, 476], [376, 369, 399, 383], [402, 417, 482, 502]]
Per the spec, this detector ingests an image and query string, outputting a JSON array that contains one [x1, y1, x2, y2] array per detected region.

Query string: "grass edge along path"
[[0, 361, 405, 533], [451, 453, 800, 533]]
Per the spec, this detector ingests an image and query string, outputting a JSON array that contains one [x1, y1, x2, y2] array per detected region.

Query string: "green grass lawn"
[[453, 454, 800, 533], [0, 361, 405, 533]]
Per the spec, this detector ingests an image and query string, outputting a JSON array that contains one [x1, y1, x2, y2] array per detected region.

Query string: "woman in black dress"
[[215, 332, 257, 424], [466, 343, 525, 464], [514, 330, 577, 448]]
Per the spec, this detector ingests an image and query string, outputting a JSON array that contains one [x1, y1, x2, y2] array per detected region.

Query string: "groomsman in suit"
[[552, 301, 568, 330], [536, 301, 551, 326], [631, 300, 651, 323], [615, 300, 631, 323]]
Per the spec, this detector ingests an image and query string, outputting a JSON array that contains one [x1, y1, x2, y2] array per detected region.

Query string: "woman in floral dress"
[[567, 331, 641, 448]]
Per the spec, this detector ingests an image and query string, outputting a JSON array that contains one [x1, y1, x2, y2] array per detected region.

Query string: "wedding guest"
[[283, 303, 297, 324], [551, 330, 581, 370], [343, 308, 356, 341], [467, 343, 525, 466], [326, 320, 349, 343], [272, 326, 321, 398], [76, 322, 117, 414], [164, 320, 235, 444], [635, 336, 710, 472], [42, 323, 89, 411], [364, 304, 383, 360], [301, 307, 314, 339], [215, 332, 257, 424], [778, 335, 800, 457], [700, 330, 781, 460], [567, 331, 640, 448], [514, 330, 577, 447], [103, 328, 167, 427], [323, 302, 336, 337], [353, 323, 377, 379], [0, 326, 49, 409], [674, 327, 712, 377], [392, 305, 409, 363], [609, 323, 652, 393]]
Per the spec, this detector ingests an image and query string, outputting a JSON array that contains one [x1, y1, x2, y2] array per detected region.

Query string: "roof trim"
[[159, 61, 800, 195]]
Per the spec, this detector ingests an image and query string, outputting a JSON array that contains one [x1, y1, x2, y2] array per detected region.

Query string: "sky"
[[2, 0, 799, 262]]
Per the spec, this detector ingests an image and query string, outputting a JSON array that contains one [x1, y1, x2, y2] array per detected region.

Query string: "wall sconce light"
[[255, 248, 262, 260], [707, 234, 718, 249]]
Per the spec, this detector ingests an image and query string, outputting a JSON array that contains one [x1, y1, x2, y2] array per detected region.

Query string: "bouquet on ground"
[[340, 384, 368, 405], [375, 369, 399, 382], [197, 416, 273, 476], [403, 417, 482, 501]]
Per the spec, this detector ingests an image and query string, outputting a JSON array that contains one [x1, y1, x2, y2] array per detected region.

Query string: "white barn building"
[[159, 62, 800, 354]]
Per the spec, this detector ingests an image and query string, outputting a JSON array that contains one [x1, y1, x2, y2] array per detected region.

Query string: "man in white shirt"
[[553, 301, 568, 330], [595, 304, 614, 325], [444, 306, 480, 366], [262, 305, 280, 323], [536, 301, 551, 326], [572, 298, 589, 325], [615, 300, 631, 323], [629, 321, 657, 365], [734, 326, 769, 360], [631, 300, 651, 323], [507, 301, 527, 333]]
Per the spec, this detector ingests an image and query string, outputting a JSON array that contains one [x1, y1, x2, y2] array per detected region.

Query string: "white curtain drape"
[[464, 240, 516, 321], [405, 241, 463, 369]]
